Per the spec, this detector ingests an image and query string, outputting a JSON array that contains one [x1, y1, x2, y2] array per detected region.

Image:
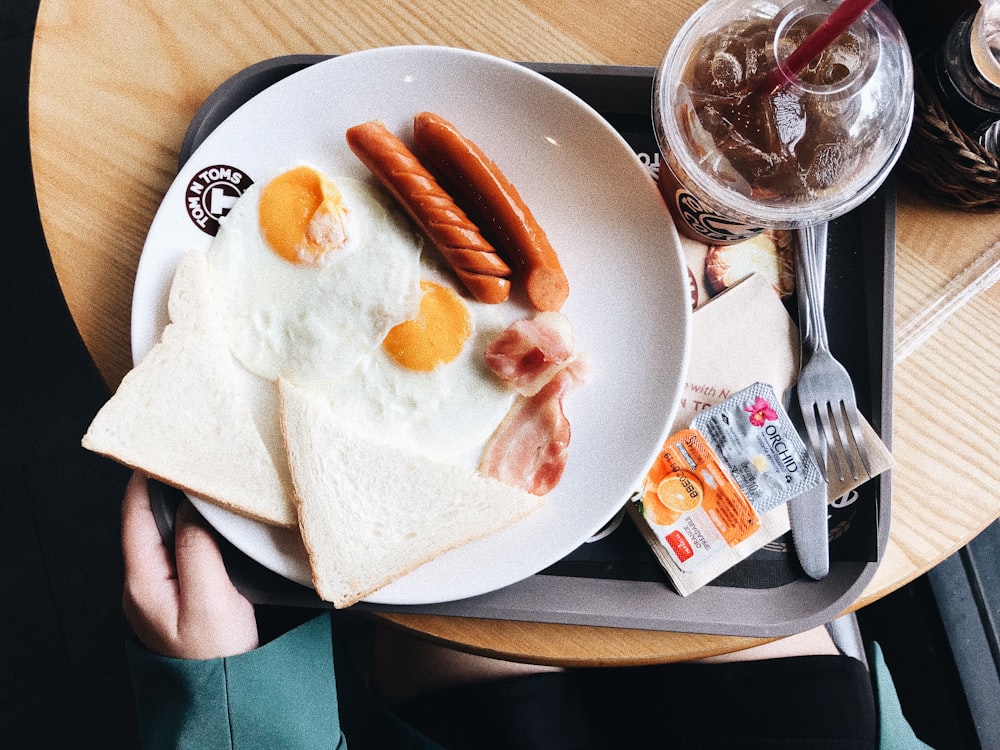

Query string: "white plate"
[[133, 46, 690, 605]]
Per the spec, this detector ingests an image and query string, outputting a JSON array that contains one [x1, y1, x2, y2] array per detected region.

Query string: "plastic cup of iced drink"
[[653, 0, 913, 244]]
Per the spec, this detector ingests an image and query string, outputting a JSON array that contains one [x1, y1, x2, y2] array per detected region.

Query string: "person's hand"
[[121, 472, 259, 659]]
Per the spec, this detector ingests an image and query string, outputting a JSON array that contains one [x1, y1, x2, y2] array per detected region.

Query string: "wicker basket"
[[899, 66, 1000, 210]]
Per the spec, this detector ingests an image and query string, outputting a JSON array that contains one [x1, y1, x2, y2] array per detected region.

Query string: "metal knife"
[[788, 476, 830, 580], [783, 382, 831, 580], [788, 225, 831, 580]]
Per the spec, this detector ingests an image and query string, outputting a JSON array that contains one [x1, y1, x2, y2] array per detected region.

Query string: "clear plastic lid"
[[972, 4, 1000, 88], [653, 0, 913, 228]]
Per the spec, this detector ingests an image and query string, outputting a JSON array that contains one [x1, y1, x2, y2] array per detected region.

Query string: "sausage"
[[412, 112, 569, 312], [345, 120, 511, 304]]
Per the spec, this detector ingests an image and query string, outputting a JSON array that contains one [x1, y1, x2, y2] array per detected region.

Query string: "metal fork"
[[794, 222, 872, 483]]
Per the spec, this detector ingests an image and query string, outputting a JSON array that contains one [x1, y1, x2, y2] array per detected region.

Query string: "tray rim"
[[168, 51, 893, 638]]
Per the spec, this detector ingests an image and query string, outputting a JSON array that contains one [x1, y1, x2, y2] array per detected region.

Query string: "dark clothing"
[[127, 613, 930, 749]]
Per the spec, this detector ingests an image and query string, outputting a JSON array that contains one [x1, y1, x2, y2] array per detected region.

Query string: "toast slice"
[[82, 250, 297, 527], [278, 378, 545, 608]]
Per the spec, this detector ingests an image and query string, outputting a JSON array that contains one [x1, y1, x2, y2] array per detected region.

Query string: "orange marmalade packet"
[[633, 428, 759, 571]]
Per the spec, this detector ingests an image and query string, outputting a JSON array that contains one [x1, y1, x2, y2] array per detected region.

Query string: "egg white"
[[319, 261, 521, 462], [206, 170, 424, 386]]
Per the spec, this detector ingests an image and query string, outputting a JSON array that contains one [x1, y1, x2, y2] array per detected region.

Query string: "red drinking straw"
[[757, 0, 881, 95]]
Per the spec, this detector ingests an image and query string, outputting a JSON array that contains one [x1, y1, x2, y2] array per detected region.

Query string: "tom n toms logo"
[[185, 165, 253, 236]]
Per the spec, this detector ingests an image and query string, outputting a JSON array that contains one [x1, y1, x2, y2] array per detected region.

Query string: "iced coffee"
[[654, 0, 912, 244]]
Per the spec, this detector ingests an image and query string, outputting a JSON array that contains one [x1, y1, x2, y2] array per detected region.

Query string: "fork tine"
[[841, 401, 873, 478], [819, 401, 850, 483], [828, 401, 857, 482], [799, 399, 828, 476], [800, 396, 873, 484]]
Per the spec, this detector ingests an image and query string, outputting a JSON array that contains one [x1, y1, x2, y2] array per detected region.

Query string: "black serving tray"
[[155, 54, 893, 637]]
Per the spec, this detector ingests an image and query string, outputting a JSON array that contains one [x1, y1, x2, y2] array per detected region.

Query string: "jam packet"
[[691, 382, 821, 514], [632, 428, 760, 572]]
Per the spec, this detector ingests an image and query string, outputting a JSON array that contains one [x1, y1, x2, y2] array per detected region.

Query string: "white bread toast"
[[278, 377, 545, 608], [82, 249, 297, 527]]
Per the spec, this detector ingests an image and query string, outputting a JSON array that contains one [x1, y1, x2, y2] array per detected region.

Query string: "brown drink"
[[654, 0, 912, 244]]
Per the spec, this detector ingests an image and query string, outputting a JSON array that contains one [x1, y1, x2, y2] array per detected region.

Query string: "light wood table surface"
[[30, 0, 1000, 666]]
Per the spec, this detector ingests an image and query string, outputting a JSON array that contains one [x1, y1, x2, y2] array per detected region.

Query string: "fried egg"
[[206, 164, 519, 462], [323, 259, 519, 461], [206, 166, 423, 385]]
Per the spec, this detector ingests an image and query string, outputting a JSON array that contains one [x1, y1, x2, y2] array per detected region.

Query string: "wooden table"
[[30, 0, 1000, 666]]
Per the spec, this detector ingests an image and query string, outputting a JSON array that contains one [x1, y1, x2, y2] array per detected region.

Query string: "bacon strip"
[[484, 312, 574, 396], [479, 357, 590, 496]]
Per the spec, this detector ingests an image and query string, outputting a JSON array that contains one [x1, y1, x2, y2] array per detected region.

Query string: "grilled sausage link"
[[346, 120, 511, 304], [412, 112, 569, 312]]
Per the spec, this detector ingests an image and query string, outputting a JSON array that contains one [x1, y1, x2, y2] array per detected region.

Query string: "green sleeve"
[[127, 614, 346, 750], [871, 641, 934, 749]]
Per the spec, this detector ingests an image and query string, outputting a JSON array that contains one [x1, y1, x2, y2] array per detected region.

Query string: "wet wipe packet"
[[692, 382, 822, 514]]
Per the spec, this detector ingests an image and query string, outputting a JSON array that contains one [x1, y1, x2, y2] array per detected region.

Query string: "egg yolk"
[[383, 281, 472, 371], [258, 166, 348, 266]]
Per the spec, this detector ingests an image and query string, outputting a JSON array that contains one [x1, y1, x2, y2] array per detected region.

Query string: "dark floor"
[[1, 2, 994, 748]]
